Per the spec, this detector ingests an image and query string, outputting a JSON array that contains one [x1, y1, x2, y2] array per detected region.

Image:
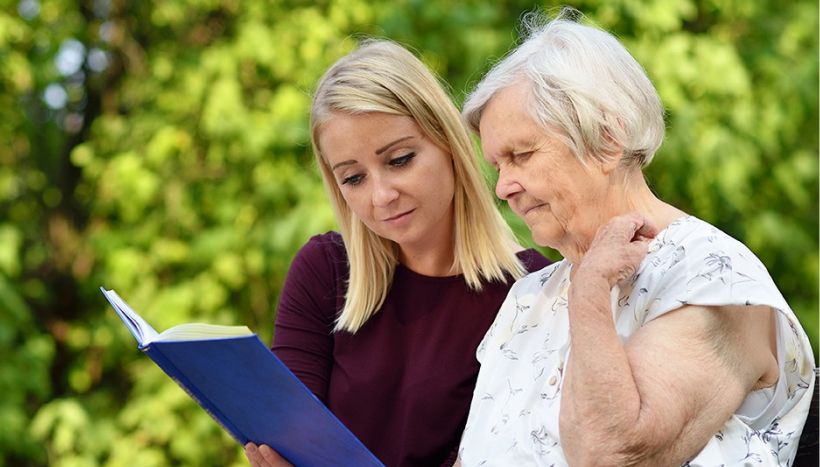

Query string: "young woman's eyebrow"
[[375, 136, 414, 155]]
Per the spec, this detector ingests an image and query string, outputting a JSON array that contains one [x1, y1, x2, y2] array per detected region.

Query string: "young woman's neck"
[[398, 228, 458, 277], [399, 249, 458, 276]]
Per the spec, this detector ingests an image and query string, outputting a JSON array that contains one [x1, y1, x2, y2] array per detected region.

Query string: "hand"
[[575, 212, 658, 288], [244, 443, 293, 467]]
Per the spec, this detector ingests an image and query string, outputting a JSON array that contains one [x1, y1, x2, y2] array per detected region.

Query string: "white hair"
[[463, 11, 665, 168]]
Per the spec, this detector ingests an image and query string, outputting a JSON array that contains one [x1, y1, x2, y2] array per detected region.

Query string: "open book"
[[101, 287, 383, 467]]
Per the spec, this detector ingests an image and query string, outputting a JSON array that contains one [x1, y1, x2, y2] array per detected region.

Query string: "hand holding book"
[[245, 442, 294, 466], [102, 287, 384, 467]]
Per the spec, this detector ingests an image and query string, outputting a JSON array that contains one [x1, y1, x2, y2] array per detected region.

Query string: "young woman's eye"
[[389, 152, 416, 167], [342, 174, 365, 186]]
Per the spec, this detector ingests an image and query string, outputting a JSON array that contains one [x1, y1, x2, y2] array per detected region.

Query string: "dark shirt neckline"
[[394, 249, 542, 283]]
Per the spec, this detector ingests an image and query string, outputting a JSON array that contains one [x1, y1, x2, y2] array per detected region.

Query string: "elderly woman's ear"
[[597, 124, 628, 174], [598, 148, 622, 175]]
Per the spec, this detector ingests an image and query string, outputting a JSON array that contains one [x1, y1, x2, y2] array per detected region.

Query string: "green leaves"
[[1, 0, 817, 465]]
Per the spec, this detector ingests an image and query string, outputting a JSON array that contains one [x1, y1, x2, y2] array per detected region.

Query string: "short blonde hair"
[[311, 39, 526, 333], [464, 11, 665, 168]]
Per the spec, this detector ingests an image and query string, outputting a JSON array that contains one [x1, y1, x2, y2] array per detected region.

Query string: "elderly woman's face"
[[479, 83, 611, 255]]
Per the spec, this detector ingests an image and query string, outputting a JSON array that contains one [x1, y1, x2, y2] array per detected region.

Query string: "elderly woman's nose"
[[495, 172, 520, 200]]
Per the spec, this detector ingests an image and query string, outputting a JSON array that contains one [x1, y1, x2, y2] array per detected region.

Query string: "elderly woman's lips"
[[523, 203, 547, 215]]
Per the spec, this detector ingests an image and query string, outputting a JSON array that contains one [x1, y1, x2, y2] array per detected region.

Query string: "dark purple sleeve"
[[271, 234, 345, 403], [441, 447, 459, 467]]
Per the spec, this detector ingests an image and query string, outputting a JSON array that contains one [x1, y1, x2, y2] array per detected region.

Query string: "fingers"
[[244, 443, 293, 467], [589, 213, 655, 252], [610, 212, 657, 243], [245, 443, 263, 467], [632, 216, 658, 242], [579, 212, 657, 287], [636, 221, 657, 239], [259, 445, 291, 465]]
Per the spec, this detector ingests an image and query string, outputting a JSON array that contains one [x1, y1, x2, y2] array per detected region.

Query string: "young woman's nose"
[[371, 175, 399, 207]]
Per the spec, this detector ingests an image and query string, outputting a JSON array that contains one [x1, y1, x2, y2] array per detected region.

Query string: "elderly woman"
[[456, 13, 815, 467]]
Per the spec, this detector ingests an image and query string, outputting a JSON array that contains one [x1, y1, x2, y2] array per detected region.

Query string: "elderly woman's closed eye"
[[456, 9, 815, 467]]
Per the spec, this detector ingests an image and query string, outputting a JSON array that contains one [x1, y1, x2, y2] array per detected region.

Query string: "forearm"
[[553, 215, 769, 465], [560, 278, 650, 465], [560, 280, 749, 465]]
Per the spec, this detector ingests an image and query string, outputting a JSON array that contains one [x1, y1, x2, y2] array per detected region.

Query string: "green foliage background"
[[1, 0, 817, 465]]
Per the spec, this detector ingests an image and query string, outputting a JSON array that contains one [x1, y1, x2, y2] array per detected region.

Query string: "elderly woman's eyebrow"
[[508, 137, 543, 155]]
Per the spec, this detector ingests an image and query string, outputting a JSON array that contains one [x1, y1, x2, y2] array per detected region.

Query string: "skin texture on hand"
[[571, 212, 658, 287], [244, 443, 293, 467]]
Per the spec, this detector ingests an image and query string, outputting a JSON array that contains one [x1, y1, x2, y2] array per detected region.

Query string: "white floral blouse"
[[459, 216, 815, 466]]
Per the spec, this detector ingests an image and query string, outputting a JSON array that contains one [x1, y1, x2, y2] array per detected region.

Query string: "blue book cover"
[[102, 287, 384, 467]]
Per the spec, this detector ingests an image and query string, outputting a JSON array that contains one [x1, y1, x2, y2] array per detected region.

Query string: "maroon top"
[[272, 232, 550, 467]]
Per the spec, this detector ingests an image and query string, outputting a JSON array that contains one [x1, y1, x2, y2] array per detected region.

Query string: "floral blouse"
[[458, 216, 815, 466]]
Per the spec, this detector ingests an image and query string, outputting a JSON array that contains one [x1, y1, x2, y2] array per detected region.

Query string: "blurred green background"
[[1, 0, 817, 465]]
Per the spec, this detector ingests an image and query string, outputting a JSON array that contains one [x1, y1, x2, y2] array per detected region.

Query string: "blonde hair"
[[463, 10, 665, 168], [311, 39, 526, 333]]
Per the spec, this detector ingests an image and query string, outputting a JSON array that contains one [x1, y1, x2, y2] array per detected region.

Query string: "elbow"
[[564, 441, 657, 467], [563, 441, 655, 467], [559, 394, 678, 466], [561, 419, 661, 467]]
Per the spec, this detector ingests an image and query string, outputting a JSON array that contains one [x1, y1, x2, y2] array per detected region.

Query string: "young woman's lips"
[[383, 209, 415, 223]]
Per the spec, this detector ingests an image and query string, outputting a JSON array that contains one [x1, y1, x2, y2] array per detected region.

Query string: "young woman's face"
[[319, 112, 456, 253]]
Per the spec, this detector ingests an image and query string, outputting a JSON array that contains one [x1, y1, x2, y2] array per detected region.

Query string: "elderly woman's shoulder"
[[652, 216, 763, 263], [643, 215, 776, 290]]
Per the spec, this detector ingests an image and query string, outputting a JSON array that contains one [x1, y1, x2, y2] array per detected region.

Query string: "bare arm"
[[560, 214, 778, 466]]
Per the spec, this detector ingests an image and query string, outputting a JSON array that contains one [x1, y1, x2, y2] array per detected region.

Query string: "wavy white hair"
[[463, 10, 665, 168]]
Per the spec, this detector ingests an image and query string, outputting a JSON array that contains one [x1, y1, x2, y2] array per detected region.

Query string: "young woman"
[[244, 40, 550, 467]]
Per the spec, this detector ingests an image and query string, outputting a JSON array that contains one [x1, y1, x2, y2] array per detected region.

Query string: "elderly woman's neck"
[[565, 170, 686, 266], [616, 171, 687, 230]]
